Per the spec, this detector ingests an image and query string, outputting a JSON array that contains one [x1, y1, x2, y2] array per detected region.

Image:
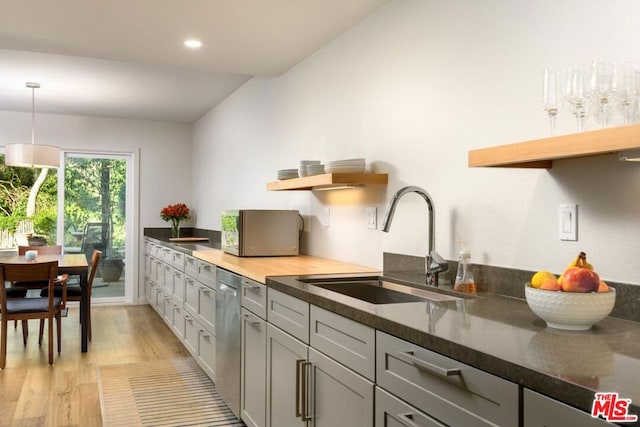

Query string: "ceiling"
[[0, 0, 388, 123]]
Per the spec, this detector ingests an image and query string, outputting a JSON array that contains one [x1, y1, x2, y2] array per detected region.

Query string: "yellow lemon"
[[531, 271, 556, 289]]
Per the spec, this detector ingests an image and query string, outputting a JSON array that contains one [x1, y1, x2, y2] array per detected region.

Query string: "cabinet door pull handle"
[[241, 313, 261, 326], [396, 413, 420, 427], [242, 281, 261, 291], [301, 360, 312, 421], [397, 350, 461, 377], [295, 359, 305, 418]]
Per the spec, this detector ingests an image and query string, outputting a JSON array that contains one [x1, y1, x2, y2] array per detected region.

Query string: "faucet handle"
[[428, 250, 449, 274]]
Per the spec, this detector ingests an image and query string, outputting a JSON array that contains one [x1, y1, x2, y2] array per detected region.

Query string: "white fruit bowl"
[[524, 284, 616, 331]]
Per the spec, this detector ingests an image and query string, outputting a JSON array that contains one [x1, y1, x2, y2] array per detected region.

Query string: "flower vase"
[[171, 220, 180, 238]]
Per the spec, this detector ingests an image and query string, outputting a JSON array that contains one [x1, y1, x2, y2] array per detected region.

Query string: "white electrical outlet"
[[321, 207, 330, 227], [559, 204, 577, 241], [366, 206, 377, 229]]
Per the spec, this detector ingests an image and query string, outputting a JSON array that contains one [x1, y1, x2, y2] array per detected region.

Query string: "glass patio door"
[[58, 152, 132, 302]]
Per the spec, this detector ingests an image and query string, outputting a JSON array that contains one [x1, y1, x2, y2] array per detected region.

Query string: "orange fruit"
[[597, 280, 609, 293], [540, 278, 561, 291]]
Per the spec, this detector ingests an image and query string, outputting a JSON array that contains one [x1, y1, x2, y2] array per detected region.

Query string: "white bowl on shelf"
[[524, 284, 616, 331]]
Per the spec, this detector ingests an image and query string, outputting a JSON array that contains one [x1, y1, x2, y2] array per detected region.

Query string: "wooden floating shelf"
[[267, 173, 388, 191], [468, 124, 640, 168]]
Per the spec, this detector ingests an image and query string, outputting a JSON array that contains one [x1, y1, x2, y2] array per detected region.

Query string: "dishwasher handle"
[[218, 283, 237, 297]]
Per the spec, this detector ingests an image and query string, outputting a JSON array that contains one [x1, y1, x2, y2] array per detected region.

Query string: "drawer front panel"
[[241, 277, 267, 319], [524, 389, 613, 427], [198, 260, 217, 288], [376, 331, 518, 427], [310, 305, 375, 381], [267, 288, 309, 344], [375, 387, 446, 427], [185, 255, 198, 278], [172, 270, 185, 304], [172, 251, 185, 271]]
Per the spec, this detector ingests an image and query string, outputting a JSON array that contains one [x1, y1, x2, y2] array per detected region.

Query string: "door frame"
[[56, 147, 140, 304]]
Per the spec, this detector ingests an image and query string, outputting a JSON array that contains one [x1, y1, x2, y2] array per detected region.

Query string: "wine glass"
[[542, 68, 563, 135], [565, 65, 591, 132], [616, 62, 638, 124], [591, 58, 617, 128]]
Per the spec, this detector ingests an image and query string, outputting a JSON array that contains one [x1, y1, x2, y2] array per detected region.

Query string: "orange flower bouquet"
[[160, 203, 191, 238]]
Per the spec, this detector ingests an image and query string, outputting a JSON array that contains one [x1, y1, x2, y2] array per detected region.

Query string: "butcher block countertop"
[[192, 248, 378, 283]]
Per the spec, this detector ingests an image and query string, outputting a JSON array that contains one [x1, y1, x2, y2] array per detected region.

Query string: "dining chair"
[[16, 245, 70, 302], [0, 260, 64, 368], [13, 246, 69, 335], [41, 249, 102, 341]]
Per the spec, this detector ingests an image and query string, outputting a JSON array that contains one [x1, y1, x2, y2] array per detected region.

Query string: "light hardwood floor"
[[0, 304, 190, 427]]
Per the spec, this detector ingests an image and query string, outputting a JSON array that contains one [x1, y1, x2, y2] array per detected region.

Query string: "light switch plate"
[[559, 204, 577, 241], [321, 207, 330, 227], [366, 206, 377, 229]]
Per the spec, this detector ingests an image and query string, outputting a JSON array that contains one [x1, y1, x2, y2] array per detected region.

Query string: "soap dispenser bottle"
[[454, 250, 476, 293]]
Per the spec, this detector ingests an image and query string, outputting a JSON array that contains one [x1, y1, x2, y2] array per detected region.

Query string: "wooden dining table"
[[1, 254, 91, 352]]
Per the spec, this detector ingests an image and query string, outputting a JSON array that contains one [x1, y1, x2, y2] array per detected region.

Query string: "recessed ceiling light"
[[184, 39, 203, 49]]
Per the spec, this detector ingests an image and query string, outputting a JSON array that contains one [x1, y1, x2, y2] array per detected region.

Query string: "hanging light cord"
[[26, 82, 40, 145]]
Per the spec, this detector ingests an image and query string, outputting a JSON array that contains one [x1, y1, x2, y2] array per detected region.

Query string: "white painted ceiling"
[[0, 0, 388, 123]]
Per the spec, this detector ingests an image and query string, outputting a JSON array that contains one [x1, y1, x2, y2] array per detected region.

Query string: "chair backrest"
[[87, 250, 103, 295], [80, 223, 109, 263], [18, 245, 63, 256], [0, 261, 59, 312]]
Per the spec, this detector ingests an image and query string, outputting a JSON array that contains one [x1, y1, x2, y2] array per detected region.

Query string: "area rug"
[[98, 357, 245, 426]]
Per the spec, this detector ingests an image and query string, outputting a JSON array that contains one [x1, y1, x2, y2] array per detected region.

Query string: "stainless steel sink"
[[302, 277, 463, 305]]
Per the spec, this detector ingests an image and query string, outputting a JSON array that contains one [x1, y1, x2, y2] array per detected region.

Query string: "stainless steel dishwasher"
[[215, 267, 242, 418]]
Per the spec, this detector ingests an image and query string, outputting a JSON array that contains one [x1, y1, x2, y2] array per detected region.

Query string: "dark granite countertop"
[[266, 273, 640, 424], [144, 232, 221, 253]]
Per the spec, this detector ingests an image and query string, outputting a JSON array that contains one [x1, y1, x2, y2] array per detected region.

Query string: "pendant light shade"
[[3, 82, 60, 169]]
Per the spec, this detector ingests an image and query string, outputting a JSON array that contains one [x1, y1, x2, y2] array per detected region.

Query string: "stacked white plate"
[[277, 169, 299, 180], [325, 158, 366, 173], [306, 164, 326, 176], [299, 160, 320, 177]]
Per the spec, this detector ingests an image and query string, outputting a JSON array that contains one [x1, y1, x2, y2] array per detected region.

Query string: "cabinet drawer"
[[172, 303, 186, 340], [198, 325, 216, 381], [310, 306, 375, 381], [267, 288, 309, 344], [376, 331, 518, 427], [172, 250, 185, 271], [242, 277, 267, 319], [198, 260, 217, 288], [161, 247, 174, 264], [185, 255, 198, 278], [524, 389, 614, 427], [184, 313, 199, 356], [376, 386, 445, 427], [172, 270, 185, 304]]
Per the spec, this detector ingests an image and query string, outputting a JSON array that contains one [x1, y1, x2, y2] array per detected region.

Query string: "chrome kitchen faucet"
[[381, 186, 449, 286]]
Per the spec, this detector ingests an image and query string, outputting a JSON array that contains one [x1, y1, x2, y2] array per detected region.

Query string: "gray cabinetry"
[[267, 288, 309, 343], [241, 307, 267, 427], [263, 291, 374, 427], [266, 323, 308, 427], [307, 347, 374, 427], [524, 389, 614, 427], [310, 305, 375, 381], [376, 331, 518, 427], [143, 239, 216, 382]]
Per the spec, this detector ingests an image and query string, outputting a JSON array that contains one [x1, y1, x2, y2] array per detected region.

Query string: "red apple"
[[560, 267, 600, 292]]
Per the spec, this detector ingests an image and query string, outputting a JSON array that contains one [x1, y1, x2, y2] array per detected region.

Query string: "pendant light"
[[4, 82, 60, 168]]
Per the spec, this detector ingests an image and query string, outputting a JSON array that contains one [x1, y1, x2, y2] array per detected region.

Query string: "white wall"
[[194, 0, 640, 285]]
